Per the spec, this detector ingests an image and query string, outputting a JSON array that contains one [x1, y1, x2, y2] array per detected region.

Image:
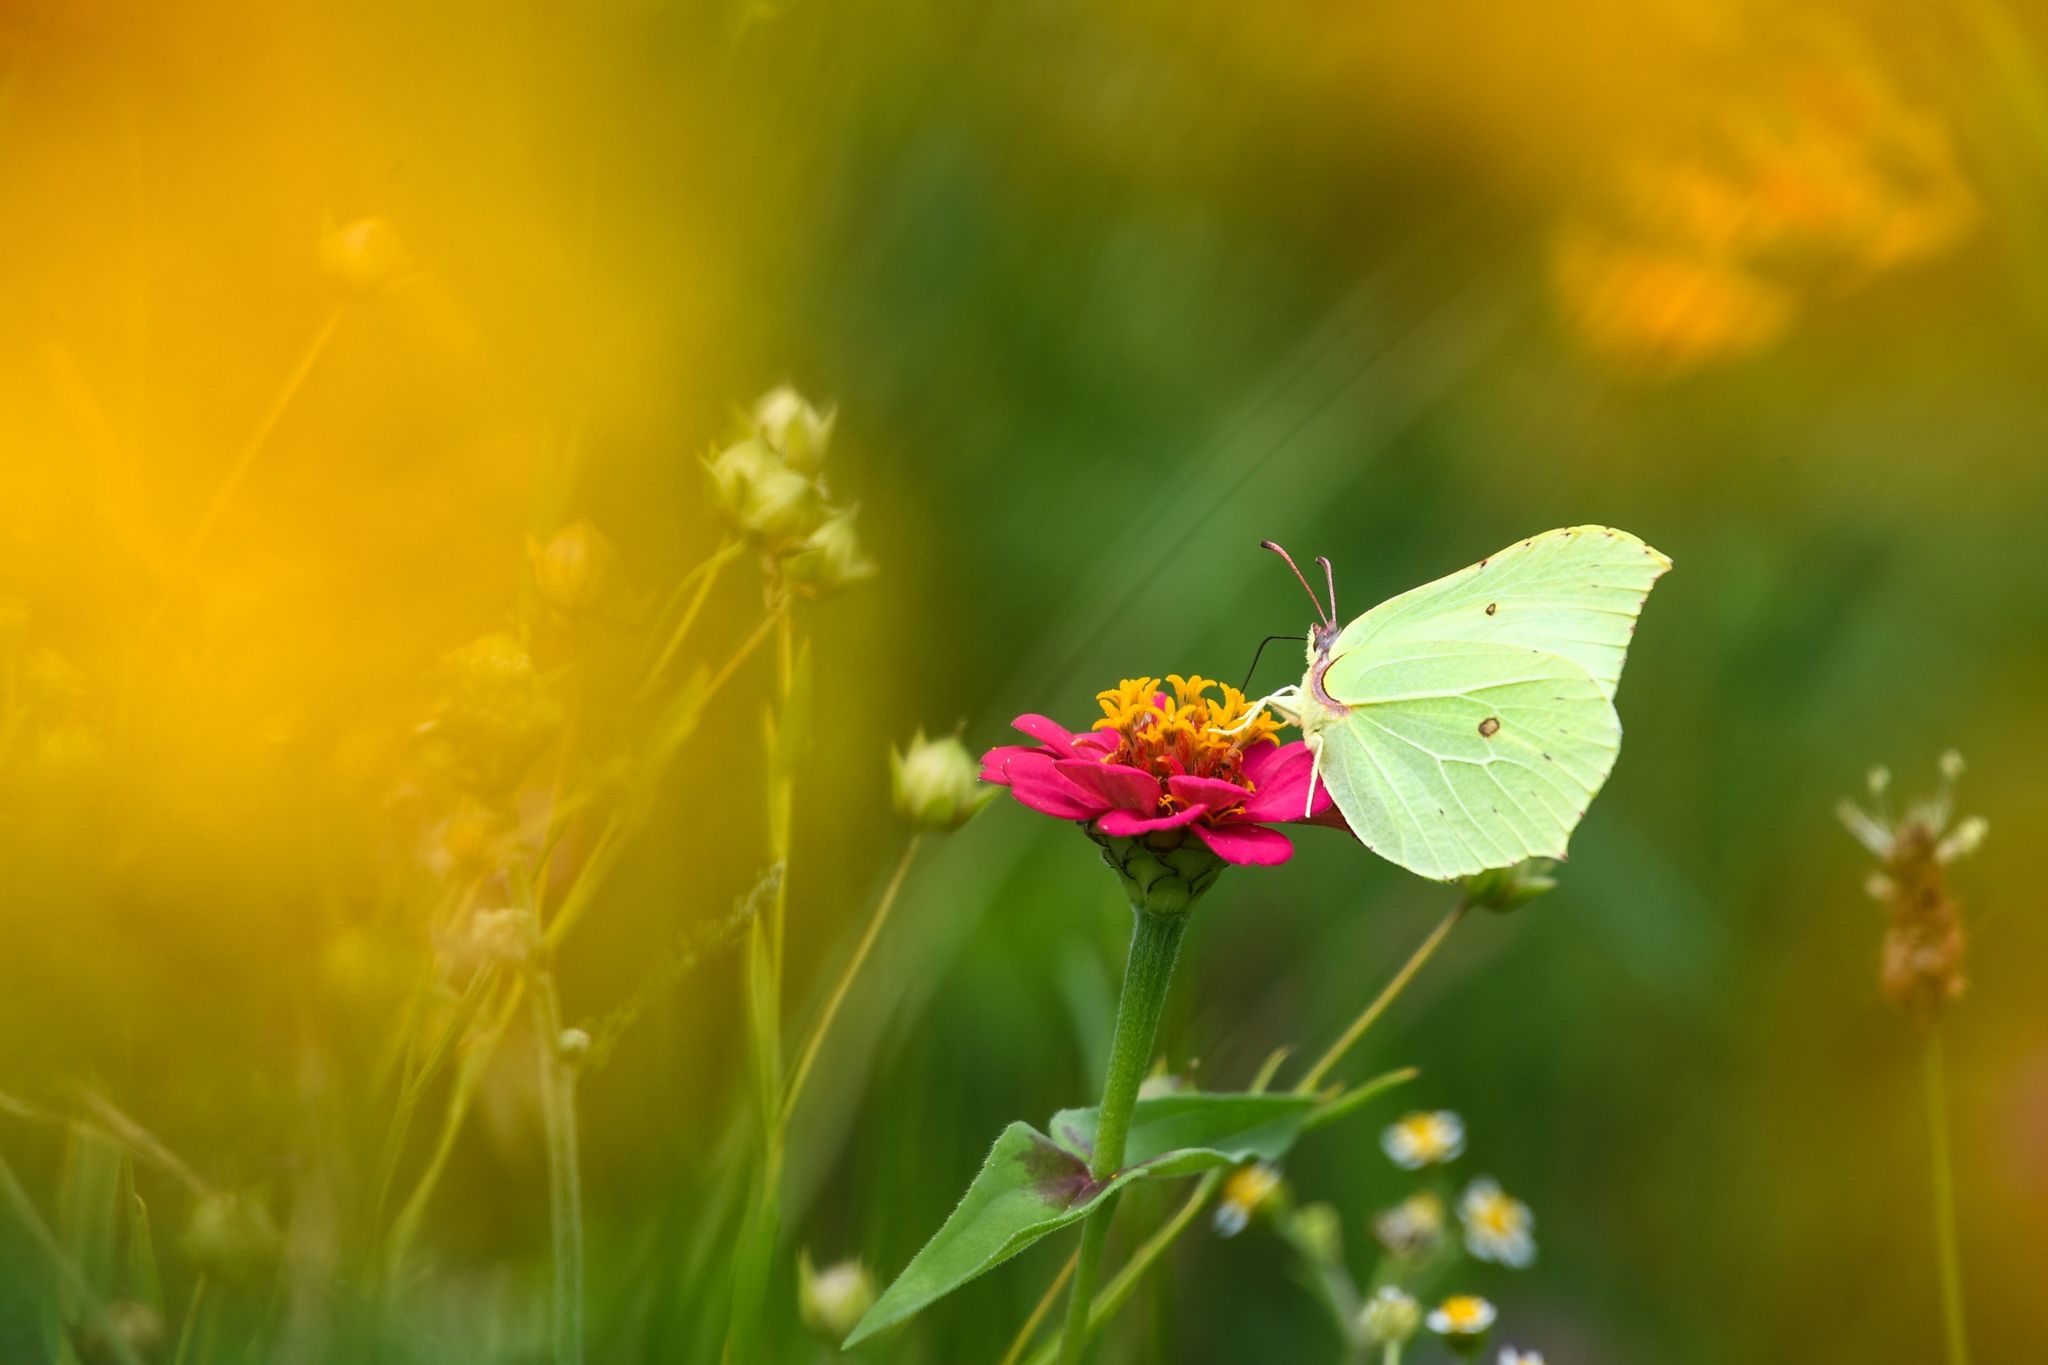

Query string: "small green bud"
[[706, 437, 824, 548], [783, 507, 876, 598], [528, 519, 628, 622], [1459, 858, 1558, 914], [797, 1250, 875, 1342], [890, 729, 996, 831], [1360, 1285, 1421, 1346], [752, 385, 836, 473]]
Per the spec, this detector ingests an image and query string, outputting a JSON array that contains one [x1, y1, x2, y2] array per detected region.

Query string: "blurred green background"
[[1, 0, 2045, 1361]]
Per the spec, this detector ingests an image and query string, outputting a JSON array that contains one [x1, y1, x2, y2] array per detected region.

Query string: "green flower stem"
[[1295, 900, 1468, 1095], [782, 834, 922, 1127], [532, 969, 585, 1365], [1056, 905, 1190, 1365], [1925, 1028, 1970, 1365]]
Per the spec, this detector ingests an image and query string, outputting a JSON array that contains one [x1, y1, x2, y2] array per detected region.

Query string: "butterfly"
[[1253, 527, 1670, 881]]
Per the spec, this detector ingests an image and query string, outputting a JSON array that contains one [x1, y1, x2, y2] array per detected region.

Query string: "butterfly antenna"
[[1258, 541, 1330, 625], [1315, 555, 1336, 621]]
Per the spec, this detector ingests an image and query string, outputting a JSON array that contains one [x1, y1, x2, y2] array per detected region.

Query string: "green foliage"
[[848, 1092, 1318, 1346]]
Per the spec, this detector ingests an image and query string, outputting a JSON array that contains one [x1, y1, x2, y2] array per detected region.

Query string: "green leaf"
[[58, 1125, 123, 1321], [846, 1092, 1319, 1347], [1049, 1092, 1319, 1168]]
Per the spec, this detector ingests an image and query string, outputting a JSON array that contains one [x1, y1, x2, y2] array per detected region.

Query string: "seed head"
[[1839, 752, 1985, 1027]]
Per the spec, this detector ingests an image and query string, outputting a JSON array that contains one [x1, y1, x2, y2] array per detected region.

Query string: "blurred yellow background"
[[2, 0, 2045, 1361]]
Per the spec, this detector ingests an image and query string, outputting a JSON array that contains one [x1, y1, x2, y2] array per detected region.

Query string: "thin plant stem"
[[1925, 1027, 1970, 1365], [998, 1250, 1077, 1365], [636, 541, 742, 700], [1295, 900, 1468, 1095], [177, 305, 344, 570], [533, 970, 586, 1365], [543, 608, 781, 953], [169, 1276, 207, 1365], [725, 604, 800, 1362], [0, 1152, 149, 1365], [1056, 907, 1190, 1365], [383, 981, 524, 1276], [781, 835, 922, 1126]]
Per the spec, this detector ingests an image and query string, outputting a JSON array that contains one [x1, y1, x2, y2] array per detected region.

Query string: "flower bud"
[[891, 729, 997, 831], [1091, 833, 1224, 917], [1459, 859, 1557, 914], [528, 519, 627, 622], [783, 508, 876, 598], [797, 1250, 876, 1342], [181, 1189, 283, 1284], [752, 385, 836, 473], [1361, 1285, 1421, 1346], [706, 437, 823, 548], [320, 213, 412, 293], [557, 1027, 591, 1064]]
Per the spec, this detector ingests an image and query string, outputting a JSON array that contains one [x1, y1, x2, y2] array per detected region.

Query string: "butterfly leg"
[[1218, 685, 1302, 734], [1304, 733, 1324, 819]]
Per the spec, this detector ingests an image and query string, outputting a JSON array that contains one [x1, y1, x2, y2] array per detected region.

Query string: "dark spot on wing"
[[1484, 602, 1498, 616], [1478, 716, 1501, 738]]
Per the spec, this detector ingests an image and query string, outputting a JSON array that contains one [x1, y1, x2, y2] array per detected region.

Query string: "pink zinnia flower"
[[979, 674, 1350, 867]]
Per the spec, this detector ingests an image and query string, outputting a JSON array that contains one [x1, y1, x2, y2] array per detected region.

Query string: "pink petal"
[[1011, 714, 1085, 758], [1053, 759, 1163, 814], [979, 744, 1044, 784], [1001, 752, 1104, 820], [1096, 805, 1205, 836], [1166, 774, 1252, 814], [1074, 730, 1122, 758], [1239, 744, 1315, 821], [1192, 821, 1295, 866]]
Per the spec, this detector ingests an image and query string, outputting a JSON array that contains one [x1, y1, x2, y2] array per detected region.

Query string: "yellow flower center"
[[1441, 1297, 1489, 1331], [1090, 675, 1282, 786], [1221, 1162, 1281, 1215]]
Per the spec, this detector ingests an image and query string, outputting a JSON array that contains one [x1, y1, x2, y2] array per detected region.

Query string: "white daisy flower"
[[1459, 1177, 1536, 1268], [1381, 1110, 1465, 1169], [1427, 1294, 1497, 1341], [1211, 1161, 1283, 1237], [1372, 1190, 1446, 1259], [1460, 1177, 1536, 1268], [1499, 1350, 1546, 1365]]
